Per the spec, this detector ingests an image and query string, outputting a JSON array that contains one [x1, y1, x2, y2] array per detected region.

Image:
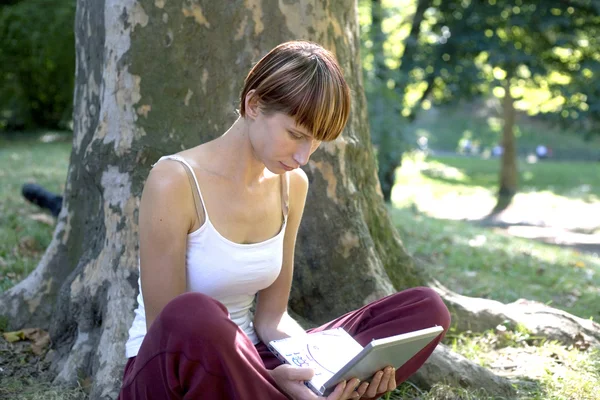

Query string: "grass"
[[404, 103, 600, 161], [416, 155, 600, 201], [389, 150, 600, 399], [1, 126, 600, 399], [0, 131, 71, 292], [0, 377, 87, 400], [442, 327, 600, 400], [391, 154, 600, 320]]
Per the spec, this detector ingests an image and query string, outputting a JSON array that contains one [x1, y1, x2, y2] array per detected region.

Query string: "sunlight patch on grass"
[[392, 154, 496, 219], [390, 206, 600, 320], [393, 154, 600, 231], [444, 327, 600, 400]]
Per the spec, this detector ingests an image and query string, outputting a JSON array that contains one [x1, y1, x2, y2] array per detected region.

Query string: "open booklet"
[[267, 326, 443, 396]]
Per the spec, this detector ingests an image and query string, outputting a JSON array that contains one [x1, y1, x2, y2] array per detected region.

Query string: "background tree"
[[3, 1, 598, 399], [362, 0, 599, 208], [0, 0, 75, 131], [0, 0, 422, 397], [415, 0, 600, 211], [362, 0, 431, 203]]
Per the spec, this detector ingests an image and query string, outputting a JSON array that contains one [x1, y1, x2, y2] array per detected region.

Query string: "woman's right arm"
[[138, 161, 196, 330]]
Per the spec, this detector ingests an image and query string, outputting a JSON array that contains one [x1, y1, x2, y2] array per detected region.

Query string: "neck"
[[209, 116, 269, 187]]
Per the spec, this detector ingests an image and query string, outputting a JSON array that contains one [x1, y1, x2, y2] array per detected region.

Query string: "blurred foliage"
[[426, 0, 600, 131], [0, 0, 75, 131], [359, 0, 600, 133], [359, 0, 600, 201], [362, 0, 408, 201]]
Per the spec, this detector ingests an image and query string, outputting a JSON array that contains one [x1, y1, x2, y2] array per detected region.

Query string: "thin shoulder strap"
[[154, 155, 208, 223], [280, 172, 290, 220]]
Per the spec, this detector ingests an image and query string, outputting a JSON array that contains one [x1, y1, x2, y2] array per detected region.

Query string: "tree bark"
[[369, 0, 400, 203], [495, 77, 518, 213], [369, 0, 430, 203], [8, 2, 593, 398], [434, 283, 600, 348], [0, 1, 422, 397]]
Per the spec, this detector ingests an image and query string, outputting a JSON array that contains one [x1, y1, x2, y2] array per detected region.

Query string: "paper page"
[[270, 328, 363, 390]]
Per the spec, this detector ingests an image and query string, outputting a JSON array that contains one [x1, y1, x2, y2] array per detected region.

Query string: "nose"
[[293, 140, 313, 167]]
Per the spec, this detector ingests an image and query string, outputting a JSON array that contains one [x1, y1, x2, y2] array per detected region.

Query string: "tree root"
[[433, 281, 600, 348], [411, 344, 517, 398]]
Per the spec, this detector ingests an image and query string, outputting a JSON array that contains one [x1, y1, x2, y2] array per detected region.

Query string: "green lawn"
[[0, 131, 71, 292], [392, 205, 600, 319], [418, 155, 600, 201], [1, 131, 599, 399], [404, 105, 600, 161], [390, 152, 600, 399], [392, 153, 600, 320]]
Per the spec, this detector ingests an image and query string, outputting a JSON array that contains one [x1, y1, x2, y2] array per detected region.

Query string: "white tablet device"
[[268, 326, 443, 396]]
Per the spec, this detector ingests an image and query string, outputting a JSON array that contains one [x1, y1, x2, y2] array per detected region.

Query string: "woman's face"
[[249, 110, 321, 174]]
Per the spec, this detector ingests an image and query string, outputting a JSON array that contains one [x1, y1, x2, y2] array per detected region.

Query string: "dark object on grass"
[[21, 183, 63, 217]]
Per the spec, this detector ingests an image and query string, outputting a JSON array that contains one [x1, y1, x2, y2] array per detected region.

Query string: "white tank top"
[[125, 155, 288, 358]]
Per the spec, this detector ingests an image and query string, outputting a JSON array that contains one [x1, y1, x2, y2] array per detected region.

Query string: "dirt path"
[[413, 193, 600, 256], [473, 206, 600, 256]]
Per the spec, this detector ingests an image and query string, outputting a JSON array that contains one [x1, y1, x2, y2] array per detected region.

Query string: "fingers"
[[363, 366, 395, 398], [387, 368, 397, 392], [326, 380, 347, 400], [363, 370, 383, 398], [377, 367, 394, 394], [284, 366, 316, 381], [327, 378, 362, 400], [275, 364, 315, 381], [325, 367, 397, 400], [345, 379, 361, 399], [356, 381, 369, 397]]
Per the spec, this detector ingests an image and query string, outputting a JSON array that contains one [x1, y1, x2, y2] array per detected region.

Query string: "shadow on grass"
[[472, 211, 600, 256], [419, 156, 600, 202], [392, 379, 546, 400], [390, 206, 600, 320]]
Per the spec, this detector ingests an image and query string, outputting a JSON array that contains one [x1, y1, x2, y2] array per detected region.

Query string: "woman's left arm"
[[254, 168, 309, 344]]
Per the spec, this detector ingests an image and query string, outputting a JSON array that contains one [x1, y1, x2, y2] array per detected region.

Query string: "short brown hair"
[[240, 41, 351, 142]]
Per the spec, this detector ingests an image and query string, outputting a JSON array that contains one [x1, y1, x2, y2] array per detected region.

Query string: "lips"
[[280, 162, 294, 171]]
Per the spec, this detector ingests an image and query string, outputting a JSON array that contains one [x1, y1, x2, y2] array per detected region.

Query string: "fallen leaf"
[[31, 335, 51, 355], [2, 328, 51, 354], [3, 331, 25, 343], [80, 376, 93, 391], [23, 328, 51, 354], [21, 328, 44, 341], [573, 333, 590, 351], [18, 236, 38, 252], [29, 213, 55, 226]]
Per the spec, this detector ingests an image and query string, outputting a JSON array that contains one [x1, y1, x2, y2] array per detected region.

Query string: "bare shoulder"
[[286, 169, 309, 216], [144, 159, 190, 196], [288, 168, 309, 195], [141, 159, 196, 231]]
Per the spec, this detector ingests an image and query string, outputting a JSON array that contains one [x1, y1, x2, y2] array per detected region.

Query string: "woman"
[[119, 41, 450, 400]]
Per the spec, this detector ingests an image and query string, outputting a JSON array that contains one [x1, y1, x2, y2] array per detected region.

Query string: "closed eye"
[[288, 130, 304, 140]]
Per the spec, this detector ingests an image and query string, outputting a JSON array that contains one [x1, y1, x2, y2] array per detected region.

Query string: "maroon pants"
[[118, 287, 450, 400]]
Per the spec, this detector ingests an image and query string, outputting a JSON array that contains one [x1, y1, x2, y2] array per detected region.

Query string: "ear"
[[245, 90, 261, 119]]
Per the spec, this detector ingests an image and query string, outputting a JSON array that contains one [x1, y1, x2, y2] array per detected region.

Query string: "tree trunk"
[[495, 78, 518, 213], [370, 0, 429, 202], [369, 0, 399, 203], [14, 2, 596, 398], [0, 1, 423, 397]]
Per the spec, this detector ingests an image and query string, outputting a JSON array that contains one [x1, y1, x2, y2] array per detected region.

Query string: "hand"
[[268, 364, 364, 400], [357, 366, 396, 399]]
